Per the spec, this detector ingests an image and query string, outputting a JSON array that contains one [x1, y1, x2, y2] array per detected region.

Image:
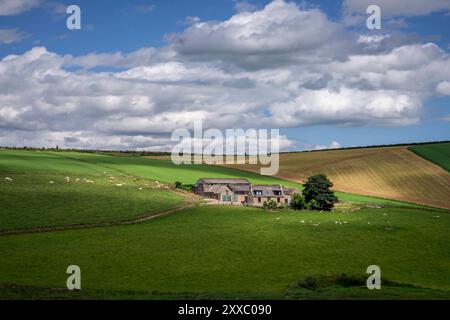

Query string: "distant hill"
[[222, 144, 450, 210]]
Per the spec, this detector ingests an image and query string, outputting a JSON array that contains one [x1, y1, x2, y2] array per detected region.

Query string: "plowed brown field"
[[222, 146, 450, 209]]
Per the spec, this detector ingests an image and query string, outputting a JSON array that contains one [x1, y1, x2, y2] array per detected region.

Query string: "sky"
[[0, 0, 449, 151]]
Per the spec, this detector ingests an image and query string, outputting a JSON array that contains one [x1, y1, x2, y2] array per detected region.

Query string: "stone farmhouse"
[[194, 178, 299, 206]]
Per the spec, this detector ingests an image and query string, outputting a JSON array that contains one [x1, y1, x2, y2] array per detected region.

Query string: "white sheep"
[[4, 177, 13, 182], [65, 177, 70, 182], [116, 184, 123, 187], [85, 180, 94, 184], [49, 181, 54, 184]]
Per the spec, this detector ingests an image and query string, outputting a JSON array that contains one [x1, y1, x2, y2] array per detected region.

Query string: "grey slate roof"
[[198, 178, 250, 185], [252, 185, 283, 197], [229, 184, 250, 192]]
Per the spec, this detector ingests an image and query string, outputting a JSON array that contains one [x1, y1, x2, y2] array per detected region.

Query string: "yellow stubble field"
[[222, 146, 450, 209]]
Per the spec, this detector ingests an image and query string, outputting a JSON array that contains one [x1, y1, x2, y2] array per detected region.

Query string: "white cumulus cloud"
[[1, 0, 450, 151]]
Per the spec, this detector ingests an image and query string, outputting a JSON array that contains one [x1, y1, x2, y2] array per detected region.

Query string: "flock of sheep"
[[3, 173, 170, 190]]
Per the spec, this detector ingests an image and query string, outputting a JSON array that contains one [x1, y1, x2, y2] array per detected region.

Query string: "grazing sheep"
[[49, 181, 54, 184], [65, 177, 70, 182], [433, 216, 440, 219], [115, 184, 123, 187], [85, 180, 94, 184], [5, 177, 13, 182], [75, 178, 80, 182], [138, 187, 143, 191], [300, 220, 305, 223]]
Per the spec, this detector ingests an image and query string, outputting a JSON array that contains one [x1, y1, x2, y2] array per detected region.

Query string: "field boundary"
[[408, 145, 450, 173], [0, 192, 199, 237]]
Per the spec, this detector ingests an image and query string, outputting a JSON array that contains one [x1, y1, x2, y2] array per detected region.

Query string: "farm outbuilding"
[[195, 178, 298, 206]]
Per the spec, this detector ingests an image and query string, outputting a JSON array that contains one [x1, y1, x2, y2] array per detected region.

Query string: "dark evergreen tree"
[[303, 174, 338, 211]]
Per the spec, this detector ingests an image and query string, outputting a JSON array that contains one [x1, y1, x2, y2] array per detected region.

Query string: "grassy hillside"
[[222, 146, 450, 210], [409, 142, 450, 172], [1, 205, 449, 299], [1, 150, 420, 232], [1, 149, 449, 299], [2, 149, 419, 206], [0, 150, 186, 231]]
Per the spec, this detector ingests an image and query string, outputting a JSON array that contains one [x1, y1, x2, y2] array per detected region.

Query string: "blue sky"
[[0, 0, 449, 151]]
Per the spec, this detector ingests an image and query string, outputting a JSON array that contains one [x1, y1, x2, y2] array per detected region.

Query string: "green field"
[[0, 173, 185, 231], [409, 142, 450, 172], [0, 150, 187, 231], [1, 205, 449, 299], [1, 149, 449, 299]]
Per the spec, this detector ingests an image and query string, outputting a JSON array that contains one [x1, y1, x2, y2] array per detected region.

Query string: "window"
[[258, 197, 261, 203], [254, 190, 263, 196], [274, 191, 281, 196]]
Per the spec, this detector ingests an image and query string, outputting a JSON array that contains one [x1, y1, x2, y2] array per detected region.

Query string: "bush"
[[263, 199, 278, 210], [303, 174, 338, 211], [291, 194, 306, 210], [174, 181, 194, 192], [290, 274, 366, 290], [307, 199, 320, 210]]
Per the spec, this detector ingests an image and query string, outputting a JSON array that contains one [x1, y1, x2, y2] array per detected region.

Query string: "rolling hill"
[[1, 148, 449, 299], [222, 145, 450, 210]]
